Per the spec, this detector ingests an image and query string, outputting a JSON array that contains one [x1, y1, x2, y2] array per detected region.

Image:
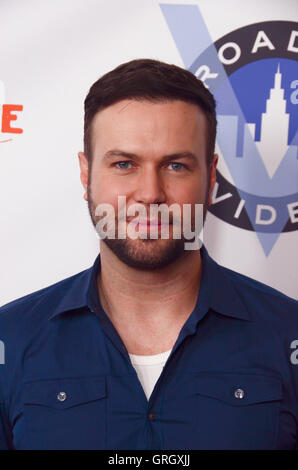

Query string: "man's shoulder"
[[0, 266, 94, 391], [220, 262, 298, 323], [0, 267, 91, 328]]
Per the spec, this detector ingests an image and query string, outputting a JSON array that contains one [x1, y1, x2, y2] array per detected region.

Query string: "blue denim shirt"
[[0, 245, 298, 450]]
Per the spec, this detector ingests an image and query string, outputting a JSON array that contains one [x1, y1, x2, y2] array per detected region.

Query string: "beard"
[[87, 181, 209, 271]]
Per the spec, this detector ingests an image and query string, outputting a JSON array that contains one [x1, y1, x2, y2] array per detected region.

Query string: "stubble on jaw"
[[87, 185, 188, 270], [87, 187, 209, 271]]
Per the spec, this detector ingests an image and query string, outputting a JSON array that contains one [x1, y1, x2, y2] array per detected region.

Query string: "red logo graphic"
[[0, 81, 23, 143]]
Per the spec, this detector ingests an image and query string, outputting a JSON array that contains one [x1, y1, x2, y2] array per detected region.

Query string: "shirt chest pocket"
[[163, 372, 283, 450], [193, 372, 283, 449], [22, 376, 107, 449]]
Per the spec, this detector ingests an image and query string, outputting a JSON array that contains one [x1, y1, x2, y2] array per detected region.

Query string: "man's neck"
[[96, 242, 202, 355]]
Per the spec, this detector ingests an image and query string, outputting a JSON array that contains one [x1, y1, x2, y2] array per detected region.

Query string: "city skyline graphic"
[[250, 65, 295, 179]]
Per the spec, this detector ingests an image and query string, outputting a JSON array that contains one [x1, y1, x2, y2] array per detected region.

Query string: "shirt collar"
[[49, 245, 251, 322], [198, 245, 252, 322], [48, 255, 101, 320]]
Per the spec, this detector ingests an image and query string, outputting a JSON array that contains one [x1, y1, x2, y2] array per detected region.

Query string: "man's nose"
[[133, 168, 167, 205]]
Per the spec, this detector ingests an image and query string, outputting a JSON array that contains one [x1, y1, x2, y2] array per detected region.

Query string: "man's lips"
[[129, 218, 171, 226]]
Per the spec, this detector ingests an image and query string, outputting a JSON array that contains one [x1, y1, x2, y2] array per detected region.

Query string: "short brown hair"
[[84, 58, 217, 167]]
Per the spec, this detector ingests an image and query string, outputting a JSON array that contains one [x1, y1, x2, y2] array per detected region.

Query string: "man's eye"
[[168, 162, 187, 171], [114, 161, 132, 170], [113, 161, 187, 171]]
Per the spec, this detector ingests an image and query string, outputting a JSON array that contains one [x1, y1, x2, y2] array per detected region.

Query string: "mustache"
[[116, 203, 180, 224], [91, 200, 204, 227]]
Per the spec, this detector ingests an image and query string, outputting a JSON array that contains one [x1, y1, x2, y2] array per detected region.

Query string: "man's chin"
[[101, 237, 187, 270]]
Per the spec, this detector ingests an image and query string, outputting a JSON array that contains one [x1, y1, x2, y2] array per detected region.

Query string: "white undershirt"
[[129, 349, 172, 401]]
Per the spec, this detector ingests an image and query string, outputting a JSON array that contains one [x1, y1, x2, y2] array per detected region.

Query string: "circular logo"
[[190, 21, 298, 252]]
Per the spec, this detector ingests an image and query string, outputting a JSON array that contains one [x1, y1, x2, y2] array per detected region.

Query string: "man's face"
[[79, 99, 217, 270]]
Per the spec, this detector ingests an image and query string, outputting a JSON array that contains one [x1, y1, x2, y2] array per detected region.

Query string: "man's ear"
[[78, 152, 89, 201], [207, 154, 218, 206]]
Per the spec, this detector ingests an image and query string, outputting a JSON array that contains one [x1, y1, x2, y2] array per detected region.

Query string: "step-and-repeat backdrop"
[[0, 0, 297, 304]]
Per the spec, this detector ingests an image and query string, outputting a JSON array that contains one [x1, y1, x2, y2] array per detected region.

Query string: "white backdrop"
[[0, 0, 297, 306]]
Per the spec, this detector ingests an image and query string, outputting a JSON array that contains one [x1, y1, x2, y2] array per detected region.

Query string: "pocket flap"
[[22, 376, 106, 409], [194, 373, 282, 406]]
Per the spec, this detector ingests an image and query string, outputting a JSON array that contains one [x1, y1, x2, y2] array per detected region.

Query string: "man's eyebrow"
[[103, 150, 198, 162]]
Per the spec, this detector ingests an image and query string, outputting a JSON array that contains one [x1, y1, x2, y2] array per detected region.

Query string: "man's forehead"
[[92, 98, 206, 126], [91, 99, 207, 152]]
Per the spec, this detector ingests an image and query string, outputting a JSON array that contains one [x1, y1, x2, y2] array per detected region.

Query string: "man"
[[0, 59, 298, 450]]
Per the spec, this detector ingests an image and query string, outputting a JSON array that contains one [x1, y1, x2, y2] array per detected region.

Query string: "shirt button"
[[234, 388, 245, 399], [57, 391, 67, 402], [148, 412, 155, 421]]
